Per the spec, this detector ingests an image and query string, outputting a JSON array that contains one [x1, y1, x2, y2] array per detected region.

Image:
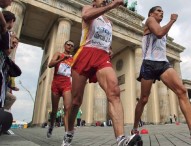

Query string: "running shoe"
[[47, 126, 53, 138], [61, 134, 73, 146], [118, 134, 143, 146]]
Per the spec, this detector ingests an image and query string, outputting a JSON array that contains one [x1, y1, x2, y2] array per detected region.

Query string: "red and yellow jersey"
[[54, 53, 73, 80]]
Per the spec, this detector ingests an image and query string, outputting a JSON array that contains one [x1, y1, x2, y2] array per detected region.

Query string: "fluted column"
[[55, 18, 72, 52], [82, 83, 95, 125], [135, 46, 148, 122], [174, 60, 185, 122], [158, 81, 170, 123], [168, 89, 178, 119], [147, 82, 160, 124], [6, 0, 26, 60], [93, 83, 107, 122], [135, 46, 142, 97], [124, 48, 136, 124], [6, 0, 26, 36]]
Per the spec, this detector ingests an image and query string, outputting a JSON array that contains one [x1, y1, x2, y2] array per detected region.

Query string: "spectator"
[[174, 114, 177, 122], [169, 114, 173, 124], [76, 109, 82, 127], [0, 11, 16, 108], [0, 0, 14, 33]]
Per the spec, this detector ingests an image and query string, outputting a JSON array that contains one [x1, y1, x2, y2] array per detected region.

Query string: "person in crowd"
[[76, 108, 82, 127], [4, 36, 19, 112], [0, 11, 16, 108], [0, 0, 13, 33]]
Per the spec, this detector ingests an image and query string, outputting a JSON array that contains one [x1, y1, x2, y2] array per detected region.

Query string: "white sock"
[[116, 135, 125, 143], [66, 130, 74, 136]]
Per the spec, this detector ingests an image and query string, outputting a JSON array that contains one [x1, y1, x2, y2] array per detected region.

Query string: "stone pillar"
[[168, 89, 178, 119], [174, 60, 185, 122], [82, 83, 95, 125], [93, 83, 107, 122], [6, 0, 26, 60], [55, 18, 72, 52], [158, 81, 170, 123], [135, 46, 148, 122], [124, 48, 136, 124], [149, 81, 160, 124], [54, 18, 72, 108], [135, 46, 142, 97]]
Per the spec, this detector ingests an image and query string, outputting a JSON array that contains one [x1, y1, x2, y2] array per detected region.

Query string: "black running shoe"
[[118, 134, 143, 146]]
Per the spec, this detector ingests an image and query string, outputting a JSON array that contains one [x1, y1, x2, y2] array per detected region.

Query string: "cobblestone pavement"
[[0, 124, 191, 146]]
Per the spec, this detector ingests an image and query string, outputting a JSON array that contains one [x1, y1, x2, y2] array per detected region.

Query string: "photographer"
[[0, 11, 16, 108]]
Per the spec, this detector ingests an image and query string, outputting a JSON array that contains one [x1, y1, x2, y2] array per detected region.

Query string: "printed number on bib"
[[57, 63, 71, 77]]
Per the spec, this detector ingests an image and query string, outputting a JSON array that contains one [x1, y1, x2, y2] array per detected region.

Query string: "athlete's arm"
[[82, 0, 123, 23], [146, 14, 178, 39], [48, 52, 62, 68]]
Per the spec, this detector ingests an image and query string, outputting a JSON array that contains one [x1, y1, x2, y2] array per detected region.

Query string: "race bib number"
[[57, 63, 71, 77]]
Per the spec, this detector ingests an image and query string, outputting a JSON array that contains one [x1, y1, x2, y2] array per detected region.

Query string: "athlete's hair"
[[64, 40, 74, 45], [2, 11, 16, 22], [148, 6, 161, 17]]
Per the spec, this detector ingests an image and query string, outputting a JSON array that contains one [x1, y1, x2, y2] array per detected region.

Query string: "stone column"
[[124, 48, 136, 124], [174, 60, 185, 122], [158, 81, 170, 123], [135, 46, 142, 97], [135, 46, 148, 122], [6, 0, 26, 60], [54, 18, 72, 108], [147, 82, 160, 124], [55, 18, 72, 52], [83, 83, 95, 125], [93, 83, 107, 122], [168, 89, 178, 119]]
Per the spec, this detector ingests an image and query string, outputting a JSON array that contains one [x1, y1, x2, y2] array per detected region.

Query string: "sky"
[[11, 0, 191, 123]]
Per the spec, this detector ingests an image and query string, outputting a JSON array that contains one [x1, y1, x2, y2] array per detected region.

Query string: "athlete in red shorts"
[[47, 40, 74, 138]]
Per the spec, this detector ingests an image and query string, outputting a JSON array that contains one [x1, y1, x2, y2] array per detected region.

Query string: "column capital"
[[134, 44, 142, 49], [57, 17, 73, 25], [11, 0, 26, 9]]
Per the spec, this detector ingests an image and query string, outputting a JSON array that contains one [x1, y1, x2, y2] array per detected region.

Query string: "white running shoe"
[[61, 134, 73, 146], [47, 126, 53, 138]]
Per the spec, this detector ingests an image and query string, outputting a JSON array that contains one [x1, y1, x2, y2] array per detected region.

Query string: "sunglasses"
[[66, 43, 74, 47]]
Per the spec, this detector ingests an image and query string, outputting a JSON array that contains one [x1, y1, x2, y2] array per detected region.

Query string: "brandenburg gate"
[[7, 0, 187, 125]]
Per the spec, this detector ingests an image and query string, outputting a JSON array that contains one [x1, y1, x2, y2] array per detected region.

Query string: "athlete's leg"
[[47, 92, 60, 138], [133, 79, 153, 130], [68, 70, 87, 131], [62, 90, 72, 131], [50, 92, 60, 127], [161, 68, 191, 131], [96, 67, 124, 137], [97, 67, 143, 146], [62, 70, 87, 145]]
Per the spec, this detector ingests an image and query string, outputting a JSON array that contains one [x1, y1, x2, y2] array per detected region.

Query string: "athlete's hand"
[[170, 14, 178, 22], [109, 49, 114, 58], [110, 0, 123, 8], [61, 55, 72, 61]]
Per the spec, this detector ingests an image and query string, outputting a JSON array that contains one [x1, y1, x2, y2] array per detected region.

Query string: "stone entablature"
[[166, 37, 185, 60], [183, 80, 191, 89], [32, 0, 144, 33]]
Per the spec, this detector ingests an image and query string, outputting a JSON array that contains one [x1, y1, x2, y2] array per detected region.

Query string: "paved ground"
[[0, 124, 191, 146]]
